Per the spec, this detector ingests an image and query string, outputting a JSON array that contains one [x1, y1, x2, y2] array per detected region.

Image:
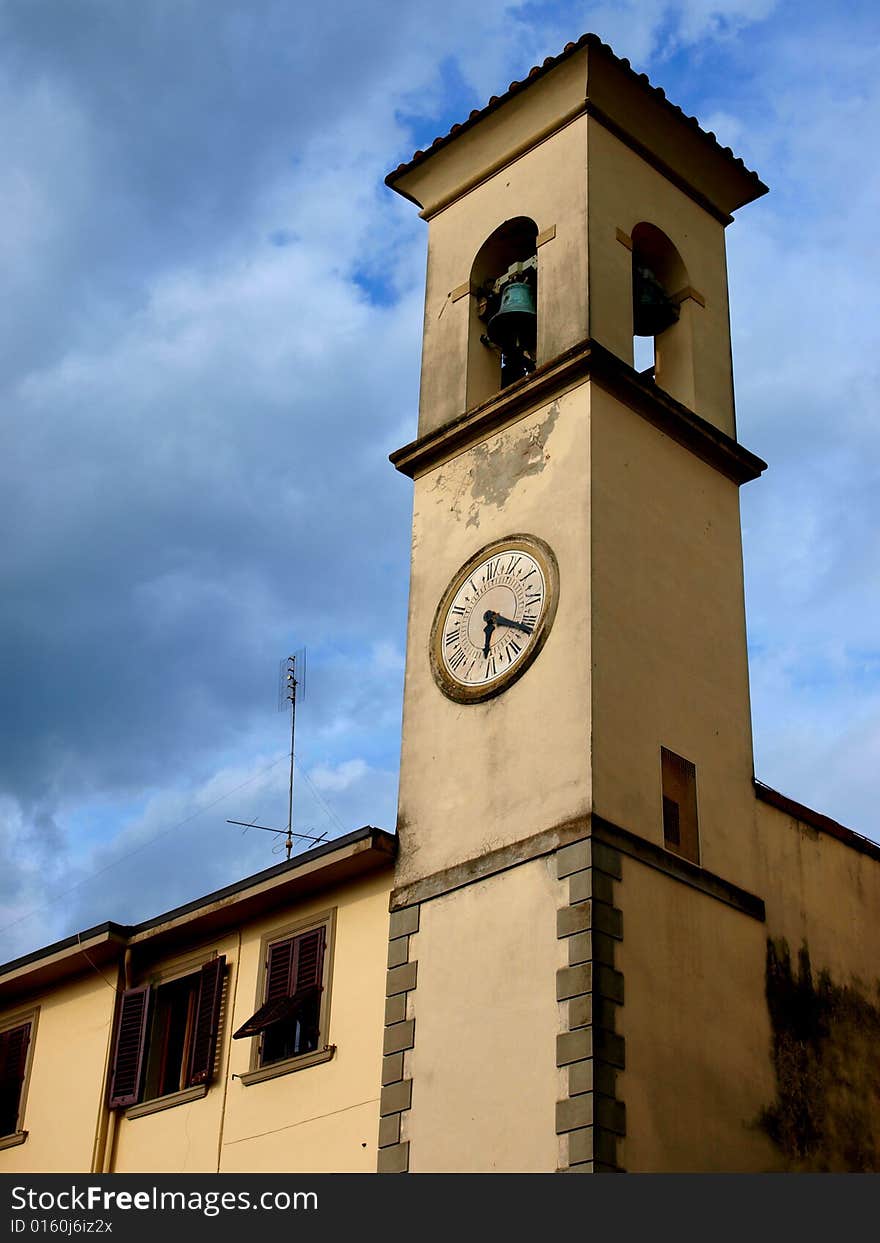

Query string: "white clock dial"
[[430, 535, 558, 703]]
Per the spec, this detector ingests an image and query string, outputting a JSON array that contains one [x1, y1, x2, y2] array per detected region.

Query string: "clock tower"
[[377, 35, 771, 1172]]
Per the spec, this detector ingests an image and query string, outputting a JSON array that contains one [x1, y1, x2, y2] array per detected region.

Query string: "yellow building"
[[2, 33, 879, 1174], [0, 829, 394, 1173]]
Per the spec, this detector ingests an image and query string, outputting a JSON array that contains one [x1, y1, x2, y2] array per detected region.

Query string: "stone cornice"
[[390, 339, 767, 485], [592, 815, 766, 921]]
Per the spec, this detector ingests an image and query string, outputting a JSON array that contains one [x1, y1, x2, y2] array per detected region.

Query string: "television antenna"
[[227, 652, 327, 861]]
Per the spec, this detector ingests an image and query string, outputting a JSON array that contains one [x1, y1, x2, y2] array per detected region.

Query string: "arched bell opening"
[[631, 223, 694, 406], [467, 217, 538, 409]]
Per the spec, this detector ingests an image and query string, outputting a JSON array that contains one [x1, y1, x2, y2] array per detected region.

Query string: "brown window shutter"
[[0, 1022, 31, 1134], [233, 936, 296, 1040], [108, 985, 151, 1108], [186, 955, 226, 1088], [293, 927, 325, 991], [661, 747, 700, 864], [265, 937, 295, 1002], [232, 926, 326, 1041], [662, 795, 681, 847]]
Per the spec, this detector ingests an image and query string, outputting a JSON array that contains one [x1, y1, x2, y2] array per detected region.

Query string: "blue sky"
[[1, 0, 878, 962]]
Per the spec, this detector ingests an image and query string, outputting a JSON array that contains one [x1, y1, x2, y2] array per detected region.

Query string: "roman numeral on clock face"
[[448, 648, 466, 672]]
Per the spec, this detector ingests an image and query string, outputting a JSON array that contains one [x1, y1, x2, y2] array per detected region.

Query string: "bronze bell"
[[633, 264, 679, 337], [487, 278, 538, 353]]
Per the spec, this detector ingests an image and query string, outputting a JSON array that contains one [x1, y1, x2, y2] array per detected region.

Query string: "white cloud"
[[309, 759, 370, 793]]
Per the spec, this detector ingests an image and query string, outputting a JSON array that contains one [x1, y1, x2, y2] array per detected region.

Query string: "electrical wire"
[[293, 753, 349, 836], [0, 751, 292, 938]]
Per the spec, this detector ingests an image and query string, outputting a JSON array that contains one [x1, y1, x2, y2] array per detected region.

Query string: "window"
[[107, 955, 226, 1110], [233, 921, 330, 1071], [0, 1014, 34, 1140], [661, 747, 700, 865]]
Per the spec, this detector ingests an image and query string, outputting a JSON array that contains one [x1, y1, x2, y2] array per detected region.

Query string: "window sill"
[[0, 1130, 28, 1151], [238, 1045, 336, 1086], [125, 1084, 208, 1120]]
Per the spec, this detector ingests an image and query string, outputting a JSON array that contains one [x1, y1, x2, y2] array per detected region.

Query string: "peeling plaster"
[[430, 403, 560, 530]]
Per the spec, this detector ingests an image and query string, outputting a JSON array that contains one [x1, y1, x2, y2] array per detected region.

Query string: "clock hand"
[[488, 611, 534, 636], [482, 614, 496, 658]]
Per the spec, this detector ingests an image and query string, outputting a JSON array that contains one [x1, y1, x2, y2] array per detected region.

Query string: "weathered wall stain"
[[430, 403, 559, 530], [760, 938, 880, 1171]]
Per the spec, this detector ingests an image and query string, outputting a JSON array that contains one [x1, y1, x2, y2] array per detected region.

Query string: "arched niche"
[[631, 222, 694, 408], [467, 217, 538, 410]]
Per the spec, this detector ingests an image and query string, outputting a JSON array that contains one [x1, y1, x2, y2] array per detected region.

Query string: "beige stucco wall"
[[51, 869, 393, 1174], [586, 119, 735, 434], [615, 857, 779, 1172], [219, 871, 389, 1173], [404, 858, 561, 1171], [396, 384, 592, 887], [615, 806, 880, 1172], [0, 972, 116, 1174], [590, 382, 759, 891], [757, 803, 880, 983], [417, 115, 588, 434]]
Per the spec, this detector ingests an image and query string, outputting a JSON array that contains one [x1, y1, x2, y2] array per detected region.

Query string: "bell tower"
[[377, 34, 769, 1173]]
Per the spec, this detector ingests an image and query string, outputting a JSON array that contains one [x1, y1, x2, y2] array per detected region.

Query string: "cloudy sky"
[[1, 0, 878, 963]]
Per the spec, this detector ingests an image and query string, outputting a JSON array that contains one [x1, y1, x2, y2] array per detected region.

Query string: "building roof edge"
[[755, 781, 880, 864], [0, 827, 396, 988], [385, 32, 766, 196]]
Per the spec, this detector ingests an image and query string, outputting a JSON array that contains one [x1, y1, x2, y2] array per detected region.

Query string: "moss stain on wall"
[[761, 938, 880, 1171]]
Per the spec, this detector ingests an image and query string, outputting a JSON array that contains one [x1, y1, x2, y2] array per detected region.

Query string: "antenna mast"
[[227, 650, 324, 861], [285, 654, 298, 850]]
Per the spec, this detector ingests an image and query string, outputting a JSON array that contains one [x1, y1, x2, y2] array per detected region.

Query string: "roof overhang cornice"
[[386, 34, 767, 222], [0, 828, 396, 1006]]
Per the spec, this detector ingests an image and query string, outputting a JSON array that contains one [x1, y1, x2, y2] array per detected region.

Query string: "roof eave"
[[386, 33, 766, 220], [0, 828, 396, 1006]]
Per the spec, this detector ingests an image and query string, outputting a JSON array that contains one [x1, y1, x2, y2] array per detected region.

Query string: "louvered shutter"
[[232, 926, 326, 1040], [233, 936, 295, 1039], [108, 985, 150, 1108], [293, 927, 325, 991], [186, 956, 226, 1087], [0, 1023, 31, 1135], [265, 938, 295, 1002]]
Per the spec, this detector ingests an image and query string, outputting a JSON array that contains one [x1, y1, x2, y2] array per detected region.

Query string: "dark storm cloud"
[[1, 0, 878, 962], [0, 0, 549, 958], [0, 3, 432, 905]]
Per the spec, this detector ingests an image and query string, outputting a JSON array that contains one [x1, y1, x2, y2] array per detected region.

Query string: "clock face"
[[430, 534, 559, 704]]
